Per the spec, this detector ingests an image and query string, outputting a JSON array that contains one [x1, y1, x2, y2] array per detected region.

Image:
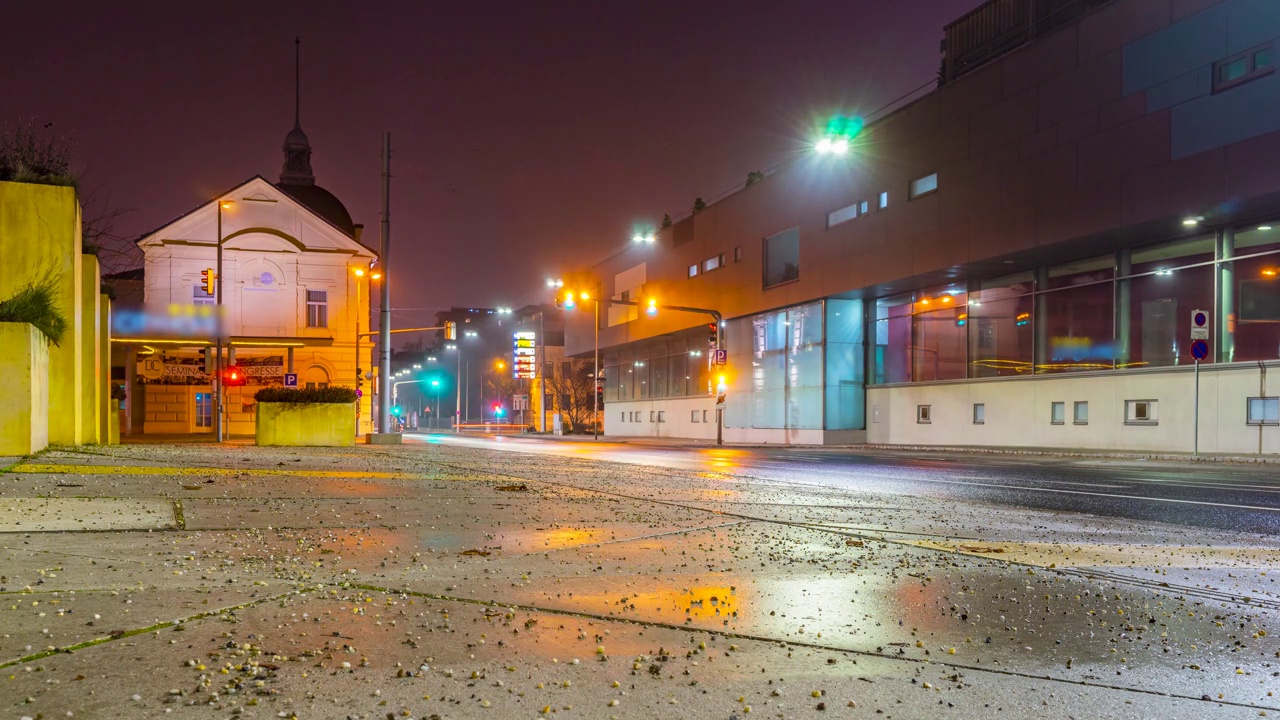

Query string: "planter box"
[[0, 323, 49, 455], [255, 402, 355, 447]]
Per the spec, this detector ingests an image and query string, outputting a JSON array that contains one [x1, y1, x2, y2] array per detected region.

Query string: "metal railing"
[[940, 0, 1112, 84]]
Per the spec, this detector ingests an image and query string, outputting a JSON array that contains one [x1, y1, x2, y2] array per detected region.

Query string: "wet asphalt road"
[[410, 433, 1280, 536]]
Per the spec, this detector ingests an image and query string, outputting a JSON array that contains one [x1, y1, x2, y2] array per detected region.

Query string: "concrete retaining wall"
[[255, 402, 355, 446], [0, 323, 49, 455]]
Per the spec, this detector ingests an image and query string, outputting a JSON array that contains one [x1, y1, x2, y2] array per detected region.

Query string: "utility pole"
[[377, 132, 393, 435]]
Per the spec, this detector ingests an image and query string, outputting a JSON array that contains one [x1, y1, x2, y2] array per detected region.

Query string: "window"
[[657, 411, 666, 423], [909, 173, 938, 199], [917, 405, 931, 424], [702, 410, 708, 423], [621, 412, 625, 423], [193, 286, 215, 306], [306, 290, 328, 328], [972, 403, 985, 424], [763, 227, 800, 288], [691, 410, 700, 423], [649, 411, 655, 423], [194, 392, 213, 428], [1125, 399, 1158, 425], [703, 254, 722, 272], [878, 191, 889, 209], [1074, 401, 1089, 425], [860, 200, 869, 214], [1214, 42, 1274, 92], [1051, 401, 1065, 425], [1247, 397, 1279, 426], [561, 361, 571, 379], [688, 264, 699, 278], [734, 247, 743, 263], [1041, 256, 1115, 374], [827, 202, 859, 228]]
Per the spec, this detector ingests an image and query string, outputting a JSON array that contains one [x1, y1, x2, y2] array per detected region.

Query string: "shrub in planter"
[[254, 386, 357, 404], [254, 386, 357, 446]]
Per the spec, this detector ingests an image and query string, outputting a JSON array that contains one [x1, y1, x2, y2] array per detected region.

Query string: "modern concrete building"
[[565, 0, 1280, 453]]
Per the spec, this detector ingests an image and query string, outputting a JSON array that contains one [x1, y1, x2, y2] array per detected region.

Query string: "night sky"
[[8, 0, 975, 328]]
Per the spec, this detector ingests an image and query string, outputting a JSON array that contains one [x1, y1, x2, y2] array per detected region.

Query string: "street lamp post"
[[214, 199, 234, 443]]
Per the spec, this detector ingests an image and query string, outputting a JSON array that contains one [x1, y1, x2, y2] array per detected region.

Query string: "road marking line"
[[903, 477, 1280, 512], [14, 463, 421, 480]]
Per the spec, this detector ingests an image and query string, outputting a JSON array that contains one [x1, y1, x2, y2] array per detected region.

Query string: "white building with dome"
[[116, 94, 378, 436]]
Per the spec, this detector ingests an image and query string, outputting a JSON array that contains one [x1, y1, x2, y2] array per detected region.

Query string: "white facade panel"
[[867, 362, 1280, 454]]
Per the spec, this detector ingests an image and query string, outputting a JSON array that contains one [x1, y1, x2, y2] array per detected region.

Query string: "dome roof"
[[275, 182, 356, 237], [284, 123, 310, 147]]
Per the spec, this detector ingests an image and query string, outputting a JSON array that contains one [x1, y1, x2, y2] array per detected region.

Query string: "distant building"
[[115, 94, 376, 436], [567, 0, 1280, 453]]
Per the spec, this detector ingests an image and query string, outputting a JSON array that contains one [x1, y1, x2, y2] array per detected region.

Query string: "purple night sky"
[[7, 0, 976, 328]]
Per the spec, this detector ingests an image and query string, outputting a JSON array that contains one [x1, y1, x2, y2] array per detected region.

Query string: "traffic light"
[[202, 347, 214, 375], [492, 403, 505, 418], [707, 323, 718, 347], [356, 367, 363, 391], [444, 321, 457, 341], [646, 298, 658, 317], [956, 313, 968, 327], [222, 365, 246, 387], [563, 293, 577, 310], [715, 374, 728, 405], [200, 268, 215, 297], [391, 405, 402, 417]]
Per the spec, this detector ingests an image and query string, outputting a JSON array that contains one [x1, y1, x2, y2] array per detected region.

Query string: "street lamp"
[[214, 199, 235, 442], [430, 379, 441, 429], [632, 232, 655, 244], [560, 290, 601, 440], [446, 334, 476, 432]]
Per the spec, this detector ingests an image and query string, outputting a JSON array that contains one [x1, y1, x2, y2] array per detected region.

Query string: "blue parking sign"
[[284, 373, 298, 388]]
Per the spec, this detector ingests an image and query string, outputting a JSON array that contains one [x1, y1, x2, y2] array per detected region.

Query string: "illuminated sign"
[[112, 304, 225, 339], [512, 331, 537, 379]]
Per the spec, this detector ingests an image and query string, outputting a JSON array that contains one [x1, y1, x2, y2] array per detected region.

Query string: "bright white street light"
[[546, 278, 564, 288], [632, 233, 655, 244], [815, 137, 849, 155]]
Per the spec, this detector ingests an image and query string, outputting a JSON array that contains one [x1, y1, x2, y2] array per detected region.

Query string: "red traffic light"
[[222, 365, 246, 387]]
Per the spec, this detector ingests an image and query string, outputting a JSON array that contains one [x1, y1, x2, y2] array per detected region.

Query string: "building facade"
[[117, 112, 376, 436], [566, 0, 1280, 452]]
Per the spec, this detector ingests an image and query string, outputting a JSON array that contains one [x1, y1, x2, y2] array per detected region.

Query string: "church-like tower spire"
[[280, 37, 315, 186]]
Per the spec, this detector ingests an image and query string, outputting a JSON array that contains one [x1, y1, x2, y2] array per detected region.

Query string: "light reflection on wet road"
[[410, 433, 1280, 535]]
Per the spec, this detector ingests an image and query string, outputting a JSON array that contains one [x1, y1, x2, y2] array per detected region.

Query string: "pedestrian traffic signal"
[[201, 268, 215, 297], [222, 365, 246, 387]]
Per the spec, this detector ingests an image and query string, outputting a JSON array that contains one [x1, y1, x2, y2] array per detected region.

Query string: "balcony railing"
[[940, 0, 1112, 84]]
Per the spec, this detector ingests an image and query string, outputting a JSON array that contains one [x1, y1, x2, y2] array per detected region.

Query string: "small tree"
[[661, 213, 672, 229], [543, 360, 598, 433], [692, 197, 707, 214], [0, 121, 75, 187], [745, 171, 764, 187]]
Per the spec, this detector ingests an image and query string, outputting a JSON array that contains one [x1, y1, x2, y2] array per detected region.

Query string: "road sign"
[[512, 394, 529, 411], [713, 349, 728, 366], [1190, 339, 1210, 360], [1190, 309, 1210, 340], [283, 373, 298, 388]]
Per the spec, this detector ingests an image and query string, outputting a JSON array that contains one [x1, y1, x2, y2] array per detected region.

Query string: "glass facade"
[[724, 301, 825, 431], [871, 225, 1280, 381], [600, 220, 1280, 434]]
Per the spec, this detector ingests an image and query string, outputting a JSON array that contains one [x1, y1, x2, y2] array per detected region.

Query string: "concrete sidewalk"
[[1, 442, 1275, 718]]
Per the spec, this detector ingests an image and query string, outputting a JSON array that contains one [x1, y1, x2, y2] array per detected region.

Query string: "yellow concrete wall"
[[78, 255, 101, 444], [256, 402, 356, 446], [98, 295, 113, 443], [0, 181, 82, 444], [0, 323, 49, 455]]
